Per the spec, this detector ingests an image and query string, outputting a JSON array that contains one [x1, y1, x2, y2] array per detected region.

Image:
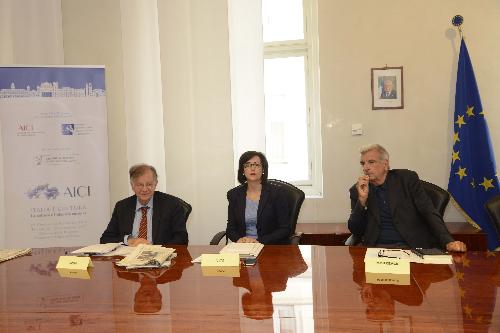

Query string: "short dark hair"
[[129, 164, 158, 183], [237, 151, 268, 184]]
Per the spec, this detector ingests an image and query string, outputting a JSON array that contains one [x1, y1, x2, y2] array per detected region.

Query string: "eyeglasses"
[[133, 182, 156, 190], [377, 249, 410, 259], [243, 162, 262, 169]]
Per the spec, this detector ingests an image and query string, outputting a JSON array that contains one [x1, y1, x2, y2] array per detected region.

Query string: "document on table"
[[116, 244, 176, 269], [71, 243, 121, 255], [219, 242, 264, 259], [0, 248, 32, 263], [97, 245, 135, 257]]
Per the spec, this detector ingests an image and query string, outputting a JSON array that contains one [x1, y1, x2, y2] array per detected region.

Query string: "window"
[[228, 0, 322, 196], [262, 0, 322, 196]]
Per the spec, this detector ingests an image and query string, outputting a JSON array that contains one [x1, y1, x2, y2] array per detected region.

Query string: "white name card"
[[201, 265, 240, 277], [364, 248, 410, 275], [201, 253, 240, 267], [365, 272, 410, 285], [57, 267, 93, 280], [56, 255, 94, 270], [365, 257, 410, 275]]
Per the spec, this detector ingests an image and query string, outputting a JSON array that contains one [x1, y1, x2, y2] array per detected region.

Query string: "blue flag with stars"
[[448, 39, 500, 250]]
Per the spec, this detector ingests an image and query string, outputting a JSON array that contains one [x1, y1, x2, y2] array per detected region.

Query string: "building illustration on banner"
[[0, 82, 105, 98]]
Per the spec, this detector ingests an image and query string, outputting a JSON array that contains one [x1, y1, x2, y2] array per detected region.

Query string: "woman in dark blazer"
[[226, 151, 290, 244]]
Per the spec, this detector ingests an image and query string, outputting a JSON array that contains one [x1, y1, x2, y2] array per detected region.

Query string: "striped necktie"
[[138, 206, 149, 240]]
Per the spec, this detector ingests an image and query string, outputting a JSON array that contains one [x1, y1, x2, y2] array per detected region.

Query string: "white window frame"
[[228, 0, 322, 197], [263, 0, 322, 197]]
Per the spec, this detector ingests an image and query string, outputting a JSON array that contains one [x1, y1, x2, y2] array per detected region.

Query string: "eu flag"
[[448, 39, 500, 250]]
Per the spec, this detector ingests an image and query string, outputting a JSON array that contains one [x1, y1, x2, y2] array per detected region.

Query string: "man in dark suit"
[[100, 164, 188, 246], [348, 144, 466, 251], [380, 79, 397, 99]]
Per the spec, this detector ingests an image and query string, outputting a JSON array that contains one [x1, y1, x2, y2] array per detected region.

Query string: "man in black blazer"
[[100, 164, 188, 245], [348, 144, 466, 251]]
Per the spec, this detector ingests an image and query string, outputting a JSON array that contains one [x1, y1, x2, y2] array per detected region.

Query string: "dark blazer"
[[380, 90, 397, 99], [348, 169, 454, 249], [100, 191, 188, 245], [226, 182, 291, 244]]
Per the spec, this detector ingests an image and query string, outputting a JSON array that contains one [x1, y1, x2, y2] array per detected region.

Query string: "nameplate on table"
[[57, 267, 93, 280], [201, 253, 240, 267], [56, 255, 94, 270], [201, 265, 240, 277], [364, 248, 410, 275], [365, 272, 410, 285]]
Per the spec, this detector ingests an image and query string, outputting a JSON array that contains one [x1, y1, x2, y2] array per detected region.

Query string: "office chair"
[[485, 195, 500, 241], [173, 195, 192, 224], [210, 179, 305, 245], [345, 179, 450, 245]]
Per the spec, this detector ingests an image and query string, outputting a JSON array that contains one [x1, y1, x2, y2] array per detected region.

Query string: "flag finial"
[[452, 15, 464, 38]]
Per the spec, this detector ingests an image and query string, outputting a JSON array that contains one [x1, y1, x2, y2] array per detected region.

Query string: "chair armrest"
[[290, 232, 303, 245], [210, 231, 227, 245], [344, 234, 362, 246]]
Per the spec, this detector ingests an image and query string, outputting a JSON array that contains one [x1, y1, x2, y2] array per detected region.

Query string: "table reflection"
[[453, 251, 500, 333], [114, 247, 193, 314], [350, 247, 453, 321], [233, 246, 308, 320]]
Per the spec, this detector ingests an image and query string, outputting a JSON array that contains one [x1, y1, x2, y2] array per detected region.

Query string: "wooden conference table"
[[1, 245, 499, 333], [296, 222, 488, 250]]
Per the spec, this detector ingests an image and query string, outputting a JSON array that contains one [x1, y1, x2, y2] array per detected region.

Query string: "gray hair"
[[360, 144, 389, 161], [129, 163, 158, 182]]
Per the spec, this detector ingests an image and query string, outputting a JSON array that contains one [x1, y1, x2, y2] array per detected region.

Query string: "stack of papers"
[[219, 242, 264, 259], [0, 248, 32, 263], [71, 243, 121, 256], [116, 244, 176, 269]]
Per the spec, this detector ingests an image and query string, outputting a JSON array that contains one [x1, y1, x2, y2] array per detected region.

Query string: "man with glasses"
[[100, 163, 188, 245], [348, 144, 466, 252]]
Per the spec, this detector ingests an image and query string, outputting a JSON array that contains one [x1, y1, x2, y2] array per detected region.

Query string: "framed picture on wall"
[[371, 66, 404, 110]]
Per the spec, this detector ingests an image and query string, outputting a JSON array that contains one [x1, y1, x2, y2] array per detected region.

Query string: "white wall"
[[1, 0, 500, 246], [158, 0, 234, 244], [303, 0, 500, 225], [0, 0, 64, 247], [62, 0, 130, 208]]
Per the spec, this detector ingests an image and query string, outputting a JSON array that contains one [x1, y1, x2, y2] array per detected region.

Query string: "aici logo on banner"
[[64, 186, 91, 198], [17, 123, 38, 137], [61, 124, 74, 135], [26, 184, 59, 199], [18, 124, 34, 132], [26, 184, 91, 199]]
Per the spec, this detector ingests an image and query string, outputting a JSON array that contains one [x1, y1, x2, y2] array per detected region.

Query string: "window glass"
[[262, 0, 304, 42], [264, 56, 310, 182]]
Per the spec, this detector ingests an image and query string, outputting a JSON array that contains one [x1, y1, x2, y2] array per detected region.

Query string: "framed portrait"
[[371, 66, 404, 110]]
